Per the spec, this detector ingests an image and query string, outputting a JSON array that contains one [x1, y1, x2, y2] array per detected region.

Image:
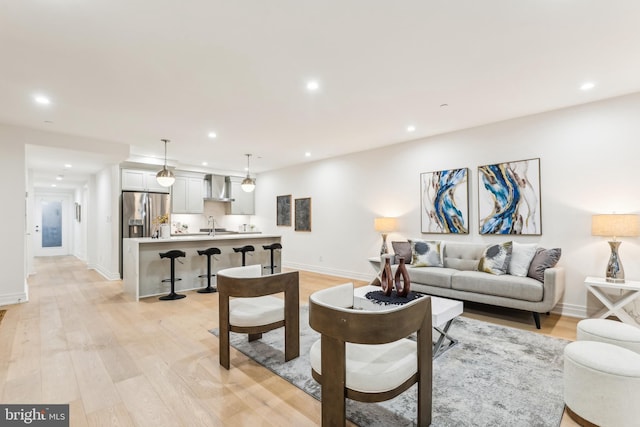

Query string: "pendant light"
[[241, 154, 256, 192], [156, 139, 175, 187]]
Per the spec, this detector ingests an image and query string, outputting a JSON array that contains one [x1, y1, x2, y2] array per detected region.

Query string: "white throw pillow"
[[410, 239, 443, 267], [508, 242, 538, 277]]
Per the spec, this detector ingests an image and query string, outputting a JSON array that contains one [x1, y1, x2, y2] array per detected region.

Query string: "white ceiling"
[[3, 1, 640, 189]]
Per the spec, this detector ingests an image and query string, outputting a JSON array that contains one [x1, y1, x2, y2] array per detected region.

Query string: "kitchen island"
[[122, 234, 281, 300]]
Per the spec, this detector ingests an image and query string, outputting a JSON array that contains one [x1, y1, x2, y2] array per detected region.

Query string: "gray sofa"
[[377, 241, 565, 329]]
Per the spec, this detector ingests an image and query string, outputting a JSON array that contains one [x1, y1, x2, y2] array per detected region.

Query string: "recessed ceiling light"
[[34, 95, 51, 105], [202, 162, 208, 166], [51, 184, 56, 187], [64, 164, 72, 168], [580, 82, 595, 91], [44, 120, 53, 124], [56, 175, 63, 181], [407, 125, 416, 132], [440, 103, 449, 108], [305, 152, 311, 157], [306, 80, 320, 91], [208, 132, 217, 139]]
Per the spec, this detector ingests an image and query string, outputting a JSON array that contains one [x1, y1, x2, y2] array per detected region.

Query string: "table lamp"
[[374, 217, 397, 255], [591, 214, 640, 283]]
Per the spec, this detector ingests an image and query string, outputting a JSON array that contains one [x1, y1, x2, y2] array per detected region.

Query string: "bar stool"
[[159, 250, 186, 300], [233, 245, 255, 266], [197, 247, 221, 293], [262, 243, 282, 274]]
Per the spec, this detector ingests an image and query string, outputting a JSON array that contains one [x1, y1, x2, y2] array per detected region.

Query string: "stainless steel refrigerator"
[[120, 191, 171, 276]]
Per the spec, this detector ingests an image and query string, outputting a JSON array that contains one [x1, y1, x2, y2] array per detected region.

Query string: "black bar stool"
[[262, 243, 282, 274], [197, 247, 221, 293], [233, 245, 255, 266], [159, 250, 187, 300]]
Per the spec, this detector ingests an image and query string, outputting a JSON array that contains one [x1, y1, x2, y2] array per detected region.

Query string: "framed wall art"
[[294, 197, 311, 232], [478, 158, 541, 235], [420, 168, 469, 234], [276, 195, 292, 226]]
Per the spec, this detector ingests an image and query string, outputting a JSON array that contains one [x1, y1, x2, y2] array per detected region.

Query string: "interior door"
[[33, 194, 71, 256]]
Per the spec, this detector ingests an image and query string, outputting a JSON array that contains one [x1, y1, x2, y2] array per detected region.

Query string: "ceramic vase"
[[394, 256, 411, 297], [380, 257, 393, 296], [160, 224, 170, 239]]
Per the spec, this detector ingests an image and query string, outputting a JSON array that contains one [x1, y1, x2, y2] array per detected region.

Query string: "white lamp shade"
[[374, 217, 396, 233], [156, 168, 175, 187], [592, 214, 640, 238]]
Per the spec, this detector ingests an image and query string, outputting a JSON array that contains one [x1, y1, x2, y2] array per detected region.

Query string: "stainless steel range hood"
[[203, 174, 234, 202]]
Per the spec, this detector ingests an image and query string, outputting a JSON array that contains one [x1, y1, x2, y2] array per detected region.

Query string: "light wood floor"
[[0, 256, 581, 426]]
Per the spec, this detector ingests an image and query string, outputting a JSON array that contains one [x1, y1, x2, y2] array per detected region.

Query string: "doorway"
[[33, 194, 72, 256]]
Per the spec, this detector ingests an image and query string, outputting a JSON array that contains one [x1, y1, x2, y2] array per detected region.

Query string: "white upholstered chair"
[[217, 264, 299, 369], [308, 282, 432, 427], [564, 318, 640, 426]]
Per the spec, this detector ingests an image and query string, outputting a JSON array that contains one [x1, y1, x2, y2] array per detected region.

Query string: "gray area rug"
[[211, 307, 568, 426]]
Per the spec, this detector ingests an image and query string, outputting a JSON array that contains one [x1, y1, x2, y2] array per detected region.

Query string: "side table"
[[584, 276, 640, 327]]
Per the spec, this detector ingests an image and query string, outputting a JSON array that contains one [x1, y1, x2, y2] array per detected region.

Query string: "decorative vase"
[[160, 224, 170, 239], [394, 256, 411, 297], [380, 257, 393, 296]]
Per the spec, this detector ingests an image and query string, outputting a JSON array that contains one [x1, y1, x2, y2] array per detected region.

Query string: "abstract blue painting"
[[421, 168, 468, 234], [478, 158, 541, 235]]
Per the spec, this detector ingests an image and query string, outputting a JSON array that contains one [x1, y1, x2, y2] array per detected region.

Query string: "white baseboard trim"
[[552, 302, 587, 319], [283, 262, 373, 283], [0, 280, 29, 307], [88, 263, 121, 281]]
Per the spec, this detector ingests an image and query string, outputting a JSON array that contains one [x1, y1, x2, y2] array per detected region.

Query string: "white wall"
[[256, 92, 640, 318], [0, 138, 27, 305]]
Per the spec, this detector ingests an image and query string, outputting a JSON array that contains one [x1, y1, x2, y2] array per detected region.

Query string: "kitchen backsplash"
[[171, 201, 256, 234]]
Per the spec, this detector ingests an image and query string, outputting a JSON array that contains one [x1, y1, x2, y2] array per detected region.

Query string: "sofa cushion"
[[405, 266, 456, 289], [442, 242, 485, 271], [478, 242, 513, 275], [528, 248, 562, 282], [451, 271, 544, 302], [391, 241, 412, 264], [508, 242, 538, 277], [410, 239, 443, 267]]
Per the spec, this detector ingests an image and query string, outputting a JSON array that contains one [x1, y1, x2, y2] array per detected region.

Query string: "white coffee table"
[[353, 285, 464, 358]]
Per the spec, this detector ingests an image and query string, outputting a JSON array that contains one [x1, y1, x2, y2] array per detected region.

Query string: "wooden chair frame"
[[309, 287, 432, 426], [217, 269, 299, 369]]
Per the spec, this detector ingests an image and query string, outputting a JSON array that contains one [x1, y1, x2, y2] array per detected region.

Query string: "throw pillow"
[[478, 242, 513, 275], [410, 239, 443, 267], [508, 242, 538, 277], [391, 241, 412, 264], [527, 248, 562, 282]]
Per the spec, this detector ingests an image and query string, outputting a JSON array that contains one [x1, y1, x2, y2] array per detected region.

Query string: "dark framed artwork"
[[294, 197, 311, 232], [478, 158, 541, 235], [276, 195, 292, 226], [420, 168, 469, 234]]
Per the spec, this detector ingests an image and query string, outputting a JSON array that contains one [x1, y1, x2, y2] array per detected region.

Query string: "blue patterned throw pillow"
[[410, 239, 443, 267], [478, 242, 513, 275]]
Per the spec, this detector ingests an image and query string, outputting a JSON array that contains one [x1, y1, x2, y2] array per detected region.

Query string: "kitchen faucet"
[[207, 216, 216, 236]]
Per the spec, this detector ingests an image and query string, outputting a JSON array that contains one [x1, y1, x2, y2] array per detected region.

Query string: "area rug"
[[211, 307, 568, 426]]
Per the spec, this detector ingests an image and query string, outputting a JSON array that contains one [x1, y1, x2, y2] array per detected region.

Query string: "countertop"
[[126, 233, 280, 243]]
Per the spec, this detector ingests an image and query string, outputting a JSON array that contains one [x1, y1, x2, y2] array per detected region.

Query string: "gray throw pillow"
[[478, 242, 513, 275], [527, 248, 562, 282], [391, 241, 412, 264], [411, 239, 443, 267]]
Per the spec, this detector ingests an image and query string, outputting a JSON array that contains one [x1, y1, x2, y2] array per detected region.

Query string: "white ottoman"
[[564, 340, 640, 427], [577, 318, 640, 353]]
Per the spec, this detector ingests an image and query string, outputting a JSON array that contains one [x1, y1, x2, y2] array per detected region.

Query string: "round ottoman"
[[564, 340, 640, 427], [577, 318, 640, 353]]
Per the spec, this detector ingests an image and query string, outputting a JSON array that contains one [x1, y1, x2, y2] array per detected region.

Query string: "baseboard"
[[283, 262, 373, 282], [552, 302, 586, 319], [0, 280, 29, 307], [87, 263, 121, 281]]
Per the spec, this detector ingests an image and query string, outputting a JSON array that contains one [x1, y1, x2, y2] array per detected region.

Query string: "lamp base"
[[605, 240, 625, 284], [380, 233, 388, 256]]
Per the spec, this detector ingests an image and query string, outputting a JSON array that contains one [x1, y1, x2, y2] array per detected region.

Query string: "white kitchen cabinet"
[[171, 174, 204, 213], [121, 169, 171, 194], [226, 176, 255, 215]]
